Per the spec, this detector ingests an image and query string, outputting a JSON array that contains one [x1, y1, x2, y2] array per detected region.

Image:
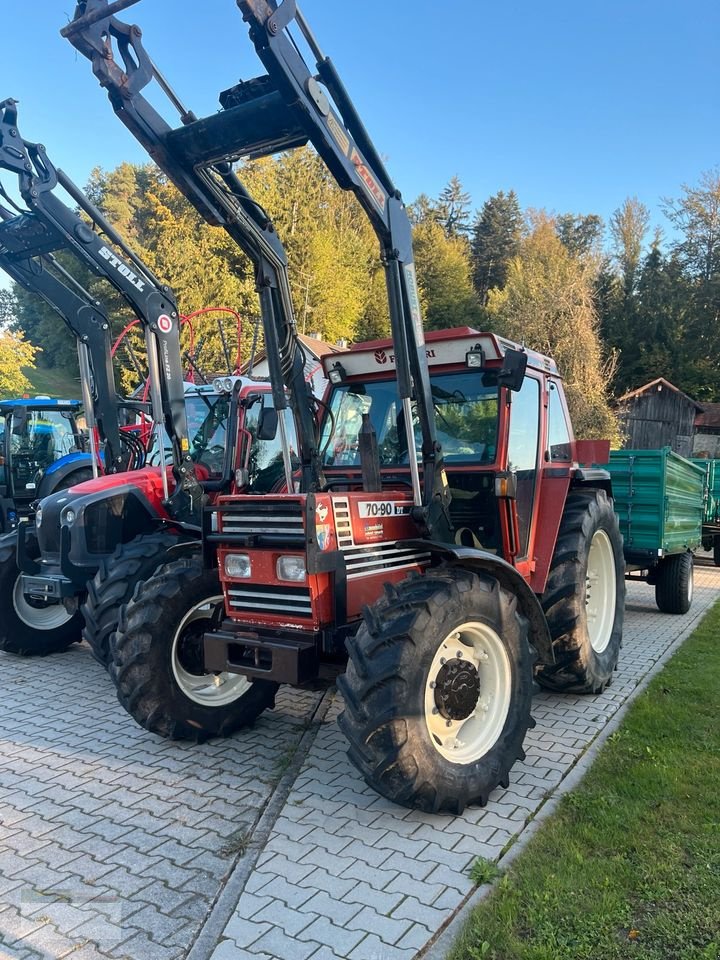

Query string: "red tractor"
[[66, 0, 624, 812]]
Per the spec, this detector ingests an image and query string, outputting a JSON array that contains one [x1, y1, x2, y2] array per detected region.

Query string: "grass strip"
[[449, 602, 720, 960]]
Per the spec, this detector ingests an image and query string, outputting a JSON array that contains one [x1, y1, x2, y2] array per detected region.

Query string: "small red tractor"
[[66, 0, 624, 812]]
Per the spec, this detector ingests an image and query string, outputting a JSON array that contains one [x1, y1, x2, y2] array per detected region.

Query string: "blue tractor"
[[0, 397, 94, 534]]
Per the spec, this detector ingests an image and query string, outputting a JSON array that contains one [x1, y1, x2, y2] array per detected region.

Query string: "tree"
[[663, 169, 720, 281], [610, 197, 651, 296], [471, 190, 523, 305], [11, 265, 80, 375], [0, 289, 16, 327], [487, 215, 619, 440], [412, 218, 482, 331], [409, 193, 442, 226], [555, 213, 604, 259], [0, 328, 38, 397], [437, 176, 472, 238]]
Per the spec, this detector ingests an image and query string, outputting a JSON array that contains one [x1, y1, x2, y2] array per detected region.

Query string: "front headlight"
[[225, 553, 251, 578], [35, 507, 42, 528], [62, 508, 76, 526], [276, 555, 306, 582]]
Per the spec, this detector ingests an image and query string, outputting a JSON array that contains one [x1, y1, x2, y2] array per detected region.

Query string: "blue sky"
[[1, 0, 718, 263]]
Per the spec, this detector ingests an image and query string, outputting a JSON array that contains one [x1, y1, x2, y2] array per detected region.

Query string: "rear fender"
[[402, 539, 554, 665]]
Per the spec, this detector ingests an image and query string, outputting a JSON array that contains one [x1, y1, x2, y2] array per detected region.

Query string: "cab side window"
[[547, 381, 571, 461], [507, 376, 540, 558]]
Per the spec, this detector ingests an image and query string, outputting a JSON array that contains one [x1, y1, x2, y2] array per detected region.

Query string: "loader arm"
[[0, 215, 133, 475], [0, 98, 202, 523], [64, 1, 451, 531]]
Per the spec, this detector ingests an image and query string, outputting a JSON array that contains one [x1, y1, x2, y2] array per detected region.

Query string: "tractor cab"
[[319, 328, 591, 595], [0, 397, 90, 531]]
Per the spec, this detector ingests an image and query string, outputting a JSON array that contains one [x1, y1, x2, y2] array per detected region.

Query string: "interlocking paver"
[[1, 569, 717, 960], [0, 646, 323, 959]]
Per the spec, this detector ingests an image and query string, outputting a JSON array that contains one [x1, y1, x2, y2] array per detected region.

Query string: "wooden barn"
[[694, 402, 720, 458], [616, 378, 703, 456]]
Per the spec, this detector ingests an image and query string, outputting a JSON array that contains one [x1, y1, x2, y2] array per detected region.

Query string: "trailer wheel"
[[81, 532, 183, 668], [338, 567, 534, 814], [0, 530, 82, 656], [110, 556, 278, 740], [714, 536, 720, 567], [538, 489, 624, 694], [655, 551, 693, 615]]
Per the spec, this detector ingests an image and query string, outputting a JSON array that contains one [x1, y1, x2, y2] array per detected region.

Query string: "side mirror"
[[498, 349, 527, 392], [257, 404, 278, 441]]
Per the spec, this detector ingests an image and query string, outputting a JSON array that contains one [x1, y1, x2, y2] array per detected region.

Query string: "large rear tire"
[[0, 530, 82, 656], [655, 551, 693, 615], [714, 536, 720, 567], [538, 489, 624, 694], [338, 567, 534, 814], [109, 556, 278, 741], [81, 532, 183, 668]]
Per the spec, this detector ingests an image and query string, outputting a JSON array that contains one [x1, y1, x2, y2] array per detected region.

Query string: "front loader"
[[0, 101, 290, 677], [66, 0, 624, 811]]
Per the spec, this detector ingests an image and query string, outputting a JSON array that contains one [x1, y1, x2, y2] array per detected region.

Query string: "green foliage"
[[437, 176, 473, 238], [610, 197, 651, 296], [412, 218, 483, 331], [600, 173, 720, 400], [468, 856, 502, 887], [471, 190, 523, 304], [555, 212, 604, 258], [487, 215, 619, 441], [449, 600, 720, 960]]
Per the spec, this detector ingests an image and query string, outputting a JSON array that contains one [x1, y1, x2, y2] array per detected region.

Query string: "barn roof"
[[695, 401, 720, 429], [242, 333, 340, 372], [616, 377, 703, 411]]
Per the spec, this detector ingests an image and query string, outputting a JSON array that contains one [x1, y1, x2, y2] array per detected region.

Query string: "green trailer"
[[690, 457, 720, 565], [606, 447, 704, 614]]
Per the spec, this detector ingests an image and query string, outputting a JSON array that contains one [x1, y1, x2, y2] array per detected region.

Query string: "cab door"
[[505, 374, 541, 576]]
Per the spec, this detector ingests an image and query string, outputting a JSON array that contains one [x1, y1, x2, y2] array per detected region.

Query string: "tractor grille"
[[218, 499, 304, 544], [226, 582, 313, 618], [332, 497, 354, 548], [344, 542, 431, 580]]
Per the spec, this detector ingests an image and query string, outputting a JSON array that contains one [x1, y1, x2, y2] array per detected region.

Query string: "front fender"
[[401, 540, 554, 665], [39, 453, 94, 497]]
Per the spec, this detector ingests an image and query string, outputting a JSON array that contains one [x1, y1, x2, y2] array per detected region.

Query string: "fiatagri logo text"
[[374, 348, 436, 365]]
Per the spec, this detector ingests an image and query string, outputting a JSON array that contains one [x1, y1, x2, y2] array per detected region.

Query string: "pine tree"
[[470, 190, 523, 305], [437, 176, 472, 238], [555, 213, 604, 258]]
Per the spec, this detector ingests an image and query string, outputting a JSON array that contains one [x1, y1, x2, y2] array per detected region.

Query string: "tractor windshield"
[[322, 371, 499, 469], [185, 394, 231, 479], [8, 408, 80, 491]]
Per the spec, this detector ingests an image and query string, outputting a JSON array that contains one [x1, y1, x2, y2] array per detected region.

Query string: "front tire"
[[538, 489, 625, 694], [0, 530, 82, 656], [110, 556, 278, 740], [81, 532, 183, 668], [655, 551, 693, 615], [338, 567, 535, 814]]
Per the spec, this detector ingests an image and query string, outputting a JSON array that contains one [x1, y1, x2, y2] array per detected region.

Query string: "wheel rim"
[[586, 529, 616, 653], [424, 621, 512, 764], [171, 594, 251, 707], [13, 575, 74, 631]]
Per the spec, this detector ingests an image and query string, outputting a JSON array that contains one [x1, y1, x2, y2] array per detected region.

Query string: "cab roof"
[[322, 327, 559, 379], [0, 397, 81, 411]]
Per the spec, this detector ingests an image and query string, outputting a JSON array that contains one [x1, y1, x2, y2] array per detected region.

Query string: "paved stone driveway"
[[1, 566, 718, 960]]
